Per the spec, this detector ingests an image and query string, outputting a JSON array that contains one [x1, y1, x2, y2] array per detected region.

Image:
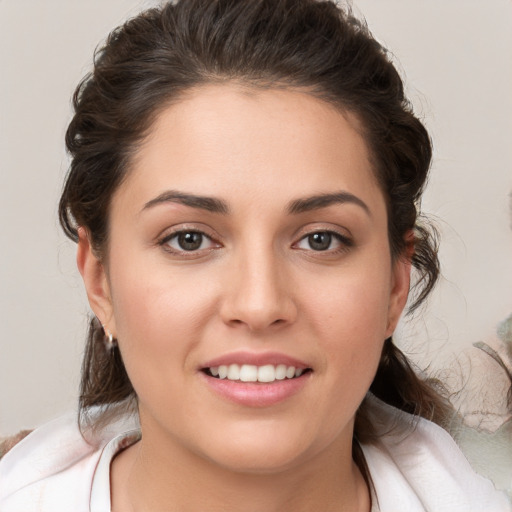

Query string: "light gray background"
[[1, 0, 511, 435]]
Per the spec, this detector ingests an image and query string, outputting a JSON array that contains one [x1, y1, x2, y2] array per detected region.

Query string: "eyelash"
[[158, 228, 353, 256], [159, 229, 219, 255], [293, 230, 353, 254]]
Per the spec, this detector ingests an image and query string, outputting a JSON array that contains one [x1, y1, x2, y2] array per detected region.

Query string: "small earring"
[[102, 324, 117, 349]]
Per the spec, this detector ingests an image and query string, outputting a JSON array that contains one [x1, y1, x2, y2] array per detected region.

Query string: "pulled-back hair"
[[59, 0, 451, 484]]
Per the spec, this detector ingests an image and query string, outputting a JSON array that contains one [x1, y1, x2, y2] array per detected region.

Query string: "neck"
[[111, 424, 369, 512]]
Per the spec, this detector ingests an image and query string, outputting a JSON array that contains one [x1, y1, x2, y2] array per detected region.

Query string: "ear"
[[76, 227, 116, 336], [385, 232, 413, 337]]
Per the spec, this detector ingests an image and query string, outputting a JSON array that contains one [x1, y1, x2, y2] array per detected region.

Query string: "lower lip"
[[201, 372, 311, 407]]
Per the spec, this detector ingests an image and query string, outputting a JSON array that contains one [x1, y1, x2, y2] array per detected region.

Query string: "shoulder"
[[0, 410, 137, 512], [361, 395, 511, 512], [0, 430, 33, 459]]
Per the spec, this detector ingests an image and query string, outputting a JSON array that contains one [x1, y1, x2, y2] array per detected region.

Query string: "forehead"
[[119, 84, 384, 214]]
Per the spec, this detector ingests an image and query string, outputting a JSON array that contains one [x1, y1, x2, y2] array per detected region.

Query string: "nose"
[[220, 246, 297, 332]]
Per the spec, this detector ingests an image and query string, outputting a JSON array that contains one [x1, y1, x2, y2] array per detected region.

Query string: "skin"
[[78, 84, 411, 512]]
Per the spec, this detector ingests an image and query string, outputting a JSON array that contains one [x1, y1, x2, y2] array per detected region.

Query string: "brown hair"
[[59, 0, 451, 486]]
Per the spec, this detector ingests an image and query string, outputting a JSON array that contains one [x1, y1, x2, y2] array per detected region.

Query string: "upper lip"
[[201, 351, 311, 370]]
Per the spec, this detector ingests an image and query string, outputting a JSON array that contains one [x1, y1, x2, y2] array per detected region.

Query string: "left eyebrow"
[[287, 191, 371, 216], [141, 190, 230, 214]]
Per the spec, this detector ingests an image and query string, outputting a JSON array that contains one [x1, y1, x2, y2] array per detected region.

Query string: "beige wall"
[[1, 0, 511, 434]]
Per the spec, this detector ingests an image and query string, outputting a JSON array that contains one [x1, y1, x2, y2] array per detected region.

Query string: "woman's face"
[[79, 84, 410, 473]]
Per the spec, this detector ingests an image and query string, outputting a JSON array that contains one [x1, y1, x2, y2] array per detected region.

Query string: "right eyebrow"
[[141, 190, 230, 215]]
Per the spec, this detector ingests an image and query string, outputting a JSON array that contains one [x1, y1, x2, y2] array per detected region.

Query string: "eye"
[[295, 231, 350, 252], [162, 230, 216, 252]]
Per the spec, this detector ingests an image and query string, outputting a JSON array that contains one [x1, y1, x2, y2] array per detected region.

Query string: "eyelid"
[[293, 223, 353, 243], [157, 224, 222, 255], [292, 225, 354, 253]]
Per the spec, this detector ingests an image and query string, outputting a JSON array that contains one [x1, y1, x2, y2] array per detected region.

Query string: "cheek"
[[111, 248, 214, 332], [309, 264, 391, 340], [304, 264, 391, 387], [107, 260, 219, 389]]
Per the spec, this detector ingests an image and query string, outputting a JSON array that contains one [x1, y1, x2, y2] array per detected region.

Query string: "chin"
[[192, 420, 336, 475], [205, 444, 310, 475]]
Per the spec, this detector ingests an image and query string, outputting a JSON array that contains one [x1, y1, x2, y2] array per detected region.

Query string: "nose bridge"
[[222, 235, 295, 331]]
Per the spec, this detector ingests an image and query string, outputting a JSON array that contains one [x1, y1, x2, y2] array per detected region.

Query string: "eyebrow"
[[142, 190, 230, 214], [287, 191, 371, 216], [142, 190, 370, 217]]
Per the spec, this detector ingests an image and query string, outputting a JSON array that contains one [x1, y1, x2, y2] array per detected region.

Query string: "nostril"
[[219, 283, 297, 331]]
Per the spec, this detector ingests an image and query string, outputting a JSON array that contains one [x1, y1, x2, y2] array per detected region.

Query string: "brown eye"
[[307, 232, 332, 251], [163, 231, 214, 252], [177, 232, 203, 251], [295, 230, 352, 253]]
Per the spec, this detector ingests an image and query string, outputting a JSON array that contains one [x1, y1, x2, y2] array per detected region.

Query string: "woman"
[[0, 0, 509, 510]]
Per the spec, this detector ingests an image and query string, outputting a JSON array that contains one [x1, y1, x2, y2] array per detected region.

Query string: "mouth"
[[202, 364, 313, 383], [200, 352, 313, 406]]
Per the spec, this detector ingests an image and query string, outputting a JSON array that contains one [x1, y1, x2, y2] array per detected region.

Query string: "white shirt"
[[1, 397, 510, 512]]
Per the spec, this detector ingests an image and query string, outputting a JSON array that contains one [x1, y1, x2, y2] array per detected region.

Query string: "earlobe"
[[77, 227, 116, 335]]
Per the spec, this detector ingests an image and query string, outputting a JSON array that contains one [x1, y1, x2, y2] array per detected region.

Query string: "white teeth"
[[239, 364, 258, 382], [257, 364, 275, 383], [275, 364, 287, 380], [218, 365, 228, 379], [209, 363, 307, 383], [227, 364, 240, 380]]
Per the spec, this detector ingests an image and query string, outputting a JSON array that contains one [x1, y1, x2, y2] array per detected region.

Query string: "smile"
[[204, 364, 310, 383], [200, 352, 313, 406]]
